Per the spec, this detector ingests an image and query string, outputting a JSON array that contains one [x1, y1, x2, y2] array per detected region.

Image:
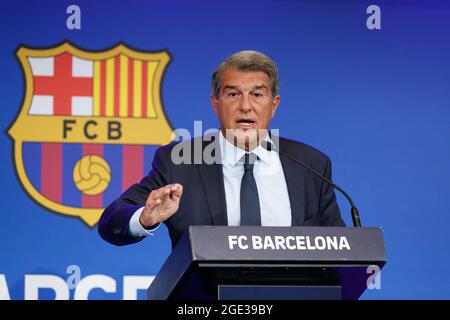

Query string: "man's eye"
[[252, 92, 263, 98], [228, 92, 238, 97]]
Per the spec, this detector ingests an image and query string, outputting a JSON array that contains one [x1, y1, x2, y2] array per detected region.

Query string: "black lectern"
[[147, 226, 386, 300]]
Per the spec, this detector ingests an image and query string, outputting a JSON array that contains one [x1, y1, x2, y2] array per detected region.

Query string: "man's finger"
[[172, 184, 183, 199], [166, 185, 183, 203], [148, 184, 182, 207], [149, 184, 174, 200], [160, 188, 173, 203]]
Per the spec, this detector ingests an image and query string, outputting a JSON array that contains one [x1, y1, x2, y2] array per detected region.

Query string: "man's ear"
[[210, 94, 219, 116], [271, 95, 280, 118]]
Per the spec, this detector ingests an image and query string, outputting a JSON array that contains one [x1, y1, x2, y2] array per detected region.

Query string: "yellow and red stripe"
[[93, 55, 157, 118]]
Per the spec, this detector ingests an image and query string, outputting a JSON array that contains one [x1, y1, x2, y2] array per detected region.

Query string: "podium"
[[147, 226, 386, 300]]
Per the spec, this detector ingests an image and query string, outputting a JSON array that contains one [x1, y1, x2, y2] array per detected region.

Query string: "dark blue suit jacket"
[[98, 134, 345, 248]]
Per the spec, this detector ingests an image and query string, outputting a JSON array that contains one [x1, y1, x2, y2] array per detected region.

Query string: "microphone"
[[261, 141, 362, 227]]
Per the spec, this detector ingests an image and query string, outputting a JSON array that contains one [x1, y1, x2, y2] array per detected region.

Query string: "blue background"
[[1, 0, 449, 299]]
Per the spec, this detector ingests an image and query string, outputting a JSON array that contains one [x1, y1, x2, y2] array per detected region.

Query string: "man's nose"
[[239, 94, 252, 112]]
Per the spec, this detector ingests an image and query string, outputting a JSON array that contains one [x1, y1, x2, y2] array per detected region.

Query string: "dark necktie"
[[240, 153, 261, 226]]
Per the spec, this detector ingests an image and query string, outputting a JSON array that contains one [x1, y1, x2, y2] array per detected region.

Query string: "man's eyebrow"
[[223, 85, 238, 91], [251, 84, 269, 91], [223, 84, 268, 91]]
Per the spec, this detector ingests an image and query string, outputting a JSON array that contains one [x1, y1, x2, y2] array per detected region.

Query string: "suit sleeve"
[[97, 146, 171, 246], [317, 158, 346, 226]]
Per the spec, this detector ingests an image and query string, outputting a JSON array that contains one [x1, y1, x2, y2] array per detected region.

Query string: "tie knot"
[[242, 153, 257, 172]]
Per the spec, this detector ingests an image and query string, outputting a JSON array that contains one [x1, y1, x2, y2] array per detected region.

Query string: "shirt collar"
[[219, 130, 273, 167]]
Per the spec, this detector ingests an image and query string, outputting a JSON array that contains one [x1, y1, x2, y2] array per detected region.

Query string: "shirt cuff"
[[128, 207, 160, 238]]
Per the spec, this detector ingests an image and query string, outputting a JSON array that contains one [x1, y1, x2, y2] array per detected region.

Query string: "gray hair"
[[211, 50, 279, 98]]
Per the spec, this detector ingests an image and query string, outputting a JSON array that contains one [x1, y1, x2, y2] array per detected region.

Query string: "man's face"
[[211, 69, 280, 150]]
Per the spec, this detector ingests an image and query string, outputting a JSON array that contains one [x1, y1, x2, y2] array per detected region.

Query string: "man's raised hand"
[[139, 183, 183, 228]]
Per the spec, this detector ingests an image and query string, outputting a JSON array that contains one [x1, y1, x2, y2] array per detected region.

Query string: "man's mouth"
[[236, 119, 256, 129]]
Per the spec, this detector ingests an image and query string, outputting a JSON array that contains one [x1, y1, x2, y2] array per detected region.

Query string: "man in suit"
[[98, 50, 345, 248]]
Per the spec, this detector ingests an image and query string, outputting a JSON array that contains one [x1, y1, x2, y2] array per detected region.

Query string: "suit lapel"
[[278, 138, 305, 226], [197, 133, 228, 225]]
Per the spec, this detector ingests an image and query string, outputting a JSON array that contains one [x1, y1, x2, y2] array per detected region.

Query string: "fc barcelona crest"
[[8, 42, 173, 227]]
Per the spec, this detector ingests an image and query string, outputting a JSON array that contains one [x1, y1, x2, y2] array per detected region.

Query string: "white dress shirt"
[[129, 131, 292, 237], [219, 132, 292, 226]]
